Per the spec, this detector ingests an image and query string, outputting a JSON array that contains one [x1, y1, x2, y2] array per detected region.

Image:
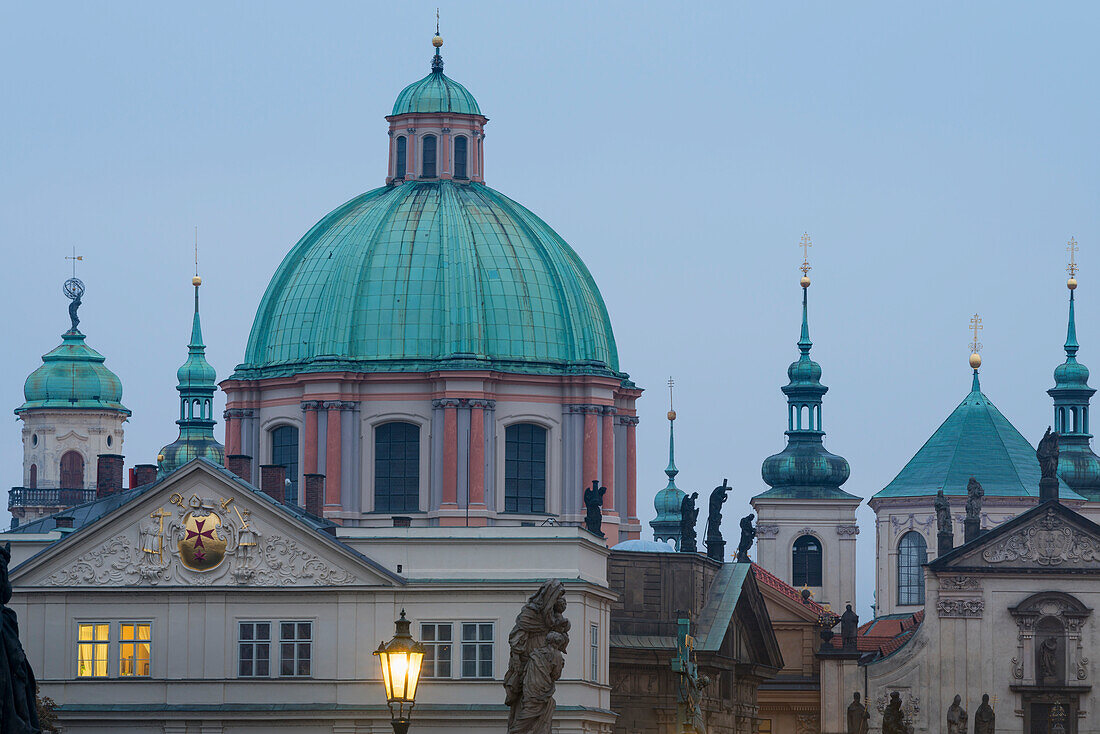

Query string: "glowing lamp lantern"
[[374, 609, 424, 734]]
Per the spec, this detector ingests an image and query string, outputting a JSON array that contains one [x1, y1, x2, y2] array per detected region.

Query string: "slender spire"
[[798, 233, 813, 356], [665, 376, 678, 487], [190, 227, 204, 349], [1067, 236, 1080, 358]]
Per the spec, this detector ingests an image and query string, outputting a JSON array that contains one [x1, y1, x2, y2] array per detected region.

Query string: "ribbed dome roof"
[[233, 181, 619, 379], [17, 330, 129, 415], [392, 70, 481, 116]]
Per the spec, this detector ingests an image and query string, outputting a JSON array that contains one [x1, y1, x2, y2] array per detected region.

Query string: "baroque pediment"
[[11, 461, 398, 588], [932, 503, 1100, 572]]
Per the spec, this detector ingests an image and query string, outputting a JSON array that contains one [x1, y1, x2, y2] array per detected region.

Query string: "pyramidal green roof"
[[874, 371, 1080, 500]]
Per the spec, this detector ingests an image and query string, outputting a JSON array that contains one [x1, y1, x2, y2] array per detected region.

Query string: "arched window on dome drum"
[[505, 424, 547, 514], [29, 464, 37, 489], [271, 426, 299, 504], [454, 136, 468, 179], [897, 531, 927, 606], [421, 135, 437, 178], [791, 534, 822, 587], [60, 451, 84, 489], [374, 422, 420, 513], [395, 136, 407, 179]]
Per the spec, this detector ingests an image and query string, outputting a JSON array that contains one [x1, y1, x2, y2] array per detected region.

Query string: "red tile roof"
[[750, 563, 829, 616]]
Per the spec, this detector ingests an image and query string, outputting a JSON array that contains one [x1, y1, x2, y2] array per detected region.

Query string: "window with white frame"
[[280, 621, 312, 677], [421, 623, 452, 678], [460, 622, 494, 679], [590, 623, 599, 682], [238, 621, 271, 678]]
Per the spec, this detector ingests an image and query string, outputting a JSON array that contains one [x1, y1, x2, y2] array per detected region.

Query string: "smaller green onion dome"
[[17, 329, 130, 415], [650, 414, 686, 546], [391, 44, 482, 117], [1049, 286, 1100, 498]]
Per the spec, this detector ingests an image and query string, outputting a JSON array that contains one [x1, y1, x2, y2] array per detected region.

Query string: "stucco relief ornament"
[[939, 575, 981, 591], [755, 524, 780, 538], [936, 598, 985, 618], [836, 525, 860, 536], [982, 508, 1100, 566]]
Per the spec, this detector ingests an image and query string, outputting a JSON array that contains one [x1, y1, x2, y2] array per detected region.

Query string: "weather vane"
[[63, 247, 85, 332], [1068, 236, 1079, 281], [799, 233, 812, 276], [667, 376, 676, 421]]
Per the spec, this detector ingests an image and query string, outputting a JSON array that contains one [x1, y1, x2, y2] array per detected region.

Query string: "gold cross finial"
[[1068, 237, 1080, 280], [65, 247, 83, 278], [436, 7, 440, 35], [969, 313, 983, 354], [799, 233, 812, 276], [667, 376, 676, 421]]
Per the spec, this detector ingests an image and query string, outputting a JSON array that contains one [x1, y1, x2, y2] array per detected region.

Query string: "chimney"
[[259, 464, 286, 503], [304, 474, 325, 517], [133, 464, 158, 487], [228, 455, 253, 483], [55, 514, 74, 530], [128, 467, 135, 489], [96, 454, 125, 498]]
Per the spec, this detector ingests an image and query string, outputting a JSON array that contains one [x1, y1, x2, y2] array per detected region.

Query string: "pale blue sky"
[[2, 2, 1098, 616]]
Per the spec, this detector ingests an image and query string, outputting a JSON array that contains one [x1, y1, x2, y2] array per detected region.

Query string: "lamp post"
[[374, 609, 424, 734]]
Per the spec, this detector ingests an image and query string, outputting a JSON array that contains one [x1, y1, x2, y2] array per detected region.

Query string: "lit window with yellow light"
[[119, 623, 151, 677], [77, 623, 109, 678]]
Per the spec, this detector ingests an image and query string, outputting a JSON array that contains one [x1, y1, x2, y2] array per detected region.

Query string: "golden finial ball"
[[667, 410, 677, 421], [969, 352, 982, 369], [432, 35, 443, 48], [157, 454, 165, 462], [800, 276, 811, 288], [1069, 277, 1078, 290], [192, 275, 202, 286]]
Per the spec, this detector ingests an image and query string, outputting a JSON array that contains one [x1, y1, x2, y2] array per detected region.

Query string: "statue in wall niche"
[[881, 692, 906, 734], [0, 542, 40, 734], [1039, 636, 1059, 680], [1038, 426, 1061, 480], [504, 579, 570, 734], [846, 692, 869, 734], [582, 480, 606, 538], [705, 480, 731, 562], [840, 604, 859, 650], [679, 492, 700, 553], [973, 693, 995, 734], [735, 514, 755, 563], [946, 694, 967, 734]]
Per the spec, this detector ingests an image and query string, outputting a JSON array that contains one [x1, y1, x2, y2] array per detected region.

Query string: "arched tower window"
[[395, 136, 407, 179], [505, 423, 547, 514], [271, 426, 299, 504], [792, 534, 822, 587], [454, 136, 468, 179], [421, 135, 437, 178], [29, 464, 37, 489], [375, 422, 420, 513], [60, 451, 84, 489], [897, 531, 927, 605]]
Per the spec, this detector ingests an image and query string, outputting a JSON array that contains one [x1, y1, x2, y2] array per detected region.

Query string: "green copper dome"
[[650, 416, 686, 547], [233, 181, 620, 379], [17, 329, 130, 416], [1049, 287, 1100, 498], [874, 370, 1080, 500], [391, 45, 482, 116]]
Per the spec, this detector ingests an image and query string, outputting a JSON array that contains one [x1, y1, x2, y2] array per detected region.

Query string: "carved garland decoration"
[[42, 492, 357, 587], [936, 598, 985, 618]]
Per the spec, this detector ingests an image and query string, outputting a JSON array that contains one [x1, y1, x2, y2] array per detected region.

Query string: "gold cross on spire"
[[667, 376, 676, 421], [65, 247, 83, 278], [799, 233, 812, 276], [436, 7, 440, 35], [1068, 236, 1080, 279], [969, 313, 983, 354]]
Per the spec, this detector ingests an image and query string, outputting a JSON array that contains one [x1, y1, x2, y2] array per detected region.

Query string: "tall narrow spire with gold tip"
[[756, 235, 852, 500], [158, 235, 225, 476], [1049, 237, 1100, 498], [650, 377, 687, 548]]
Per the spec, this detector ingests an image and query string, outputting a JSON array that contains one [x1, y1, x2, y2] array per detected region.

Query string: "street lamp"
[[374, 609, 424, 734]]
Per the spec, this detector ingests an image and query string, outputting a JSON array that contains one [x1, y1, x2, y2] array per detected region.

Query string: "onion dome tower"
[[751, 238, 859, 609], [158, 274, 225, 475], [12, 277, 130, 524], [650, 379, 686, 548], [221, 32, 641, 538], [1049, 240, 1100, 498]]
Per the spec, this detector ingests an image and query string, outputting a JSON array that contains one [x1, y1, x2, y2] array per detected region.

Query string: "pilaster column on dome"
[[301, 400, 323, 475], [322, 401, 355, 511], [467, 399, 491, 510], [620, 415, 641, 528], [581, 406, 601, 491], [440, 127, 452, 179], [601, 407, 617, 517], [439, 398, 461, 508]]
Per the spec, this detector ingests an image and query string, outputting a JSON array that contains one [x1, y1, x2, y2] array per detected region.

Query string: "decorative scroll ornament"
[[755, 524, 780, 538], [939, 575, 981, 591], [836, 525, 860, 536], [937, 598, 985, 618], [981, 509, 1100, 566], [42, 496, 357, 587]]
